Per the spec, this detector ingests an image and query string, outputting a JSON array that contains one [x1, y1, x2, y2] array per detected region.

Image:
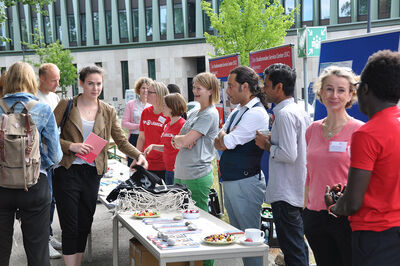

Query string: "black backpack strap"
[[0, 99, 10, 113], [60, 98, 73, 132]]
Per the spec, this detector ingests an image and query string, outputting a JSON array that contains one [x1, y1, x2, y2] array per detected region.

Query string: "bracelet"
[[328, 204, 338, 218]]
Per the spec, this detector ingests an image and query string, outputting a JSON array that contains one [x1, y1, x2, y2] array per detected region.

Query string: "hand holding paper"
[[76, 132, 107, 163]]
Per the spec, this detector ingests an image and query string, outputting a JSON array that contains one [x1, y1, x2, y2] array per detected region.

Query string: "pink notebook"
[[76, 132, 107, 163]]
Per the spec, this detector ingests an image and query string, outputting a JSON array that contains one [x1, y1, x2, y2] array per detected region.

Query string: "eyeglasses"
[[147, 90, 157, 94]]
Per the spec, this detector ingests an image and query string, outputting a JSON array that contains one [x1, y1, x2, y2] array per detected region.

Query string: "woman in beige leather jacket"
[[53, 65, 147, 266]]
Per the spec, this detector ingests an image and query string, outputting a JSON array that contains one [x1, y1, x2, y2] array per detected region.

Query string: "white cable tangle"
[[115, 187, 197, 214]]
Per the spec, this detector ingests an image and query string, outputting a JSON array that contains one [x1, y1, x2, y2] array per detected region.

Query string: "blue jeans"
[[271, 201, 309, 266], [165, 170, 174, 185], [352, 227, 400, 266], [223, 174, 266, 266]]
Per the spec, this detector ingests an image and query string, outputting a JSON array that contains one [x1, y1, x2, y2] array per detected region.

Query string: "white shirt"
[[222, 97, 269, 149], [266, 98, 311, 207], [36, 90, 60, 111]]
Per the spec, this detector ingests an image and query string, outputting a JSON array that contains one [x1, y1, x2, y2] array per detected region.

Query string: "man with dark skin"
[[325, 50, 400, 266]]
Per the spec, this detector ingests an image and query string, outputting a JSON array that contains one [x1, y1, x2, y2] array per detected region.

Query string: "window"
[[203, 0, 213, 33], [133, 9, 139, 40], [119, 10, 128, 40], [357, 0, 368, 21], [56, 16, 61, 42], [148, 59, 156, 80], [93, 12, 99, 41], [68, 15, 77, 44], [285, 0, 295, 14], [80, 14, 86, 43], [160, 2, 167, 39], [302, 0, 313, 26], [106, 10, 112, 42], [95, 62, 104, 99], [174, 1, 184, 37], [188, 0, 195, 37], [320, 0, 330, 25], [21, 19, 28, 43], [121, 61, 129, 99], [378, 0, 391, 19], [43, 16, 53, 44], [146, 6, 153, 38], [339, 0, 351, 23]]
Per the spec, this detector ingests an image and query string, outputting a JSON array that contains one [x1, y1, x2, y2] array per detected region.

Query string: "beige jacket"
[[54, 95, 141, 175]]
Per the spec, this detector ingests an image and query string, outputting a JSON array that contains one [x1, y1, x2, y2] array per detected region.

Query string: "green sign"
[[297, 27, 327, 58]]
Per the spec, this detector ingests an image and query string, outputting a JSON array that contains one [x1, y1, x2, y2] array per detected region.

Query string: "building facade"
[[0, 0, 399, 105]]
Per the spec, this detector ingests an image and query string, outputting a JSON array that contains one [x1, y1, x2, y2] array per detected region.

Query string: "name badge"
[[158, 116, 166, 124], [329, 141, 347, 152]]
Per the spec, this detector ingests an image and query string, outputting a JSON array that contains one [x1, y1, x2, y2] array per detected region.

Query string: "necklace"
[[323, 117, 350, 138]]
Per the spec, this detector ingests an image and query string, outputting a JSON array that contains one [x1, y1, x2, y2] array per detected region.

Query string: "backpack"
[[0, 99, 41, 191]]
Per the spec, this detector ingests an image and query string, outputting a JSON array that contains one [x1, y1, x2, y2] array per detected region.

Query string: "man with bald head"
[[38, 63, 62, 259], [38, 63, 60, 110]]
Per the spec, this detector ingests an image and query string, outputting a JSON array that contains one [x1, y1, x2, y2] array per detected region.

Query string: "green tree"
[[202, 0, 299, 66], [0, 0, 55, 42], [24, 32, 77, 98]]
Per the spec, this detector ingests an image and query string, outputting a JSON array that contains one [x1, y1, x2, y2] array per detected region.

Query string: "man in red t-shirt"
[[325, 50, 400, 266]]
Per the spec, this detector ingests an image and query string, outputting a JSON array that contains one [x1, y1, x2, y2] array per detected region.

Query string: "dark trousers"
[[150, 170, 166, 181], [0, 174, 50, 266], [53, 165, 102, 255], [46, 169, 56, 237], [352, 227, 400, 266], [127, 134, 139, 166], [271, 201, 309, 266], [303, 208, 352, 266]]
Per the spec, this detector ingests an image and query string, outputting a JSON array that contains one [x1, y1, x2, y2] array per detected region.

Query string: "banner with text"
[[249, 44, 294, 75], [209, 54, 240, 128], [209, 54, 240, 80]]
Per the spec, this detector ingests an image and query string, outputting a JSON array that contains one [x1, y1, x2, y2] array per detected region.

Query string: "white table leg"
[[159, 258, 167, 266], [113, 216, 119, 266], [262, 253, 269, 266], [189, 261, 195, 266]]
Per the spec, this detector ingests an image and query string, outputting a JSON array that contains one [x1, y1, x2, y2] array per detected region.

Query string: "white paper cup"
[[244, 228, 265, 241], [259, 129, 269, 136]]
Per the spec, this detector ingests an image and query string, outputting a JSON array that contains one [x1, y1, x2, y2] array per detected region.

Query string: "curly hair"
[[360, 50, 400, 103], [313, 65, 358, 108], [134, 77, 153, 95]]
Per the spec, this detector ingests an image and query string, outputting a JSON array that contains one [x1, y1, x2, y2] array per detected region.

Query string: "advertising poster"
[[209, 54, 240, 128]]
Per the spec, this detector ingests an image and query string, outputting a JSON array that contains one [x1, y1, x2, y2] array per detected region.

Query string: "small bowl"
[[182, 210, 200, 219]]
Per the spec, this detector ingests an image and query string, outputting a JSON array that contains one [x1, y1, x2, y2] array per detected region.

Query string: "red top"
[[140, 106, 170, 171], [160, 117, 186, 171], [349, 106, 400, 232]]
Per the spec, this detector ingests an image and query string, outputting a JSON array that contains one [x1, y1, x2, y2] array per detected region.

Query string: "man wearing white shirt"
[[214, 66, 269, 266], [37, 63, 60, 110], [38, 63, 62, 259], [256, 63, 310, 266]]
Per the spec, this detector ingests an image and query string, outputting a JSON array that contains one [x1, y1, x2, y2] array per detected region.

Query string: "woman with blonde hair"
[[122, 77, 152, 166], [0, 62, 62, 265], [137, 81, 170, 180], [172, 72, 220, 211], [303, 66, 364, 266], [144, 93, 187, 184]]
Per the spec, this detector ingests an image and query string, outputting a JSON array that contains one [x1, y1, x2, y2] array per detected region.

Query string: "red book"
[[76, 132, 107, 163]]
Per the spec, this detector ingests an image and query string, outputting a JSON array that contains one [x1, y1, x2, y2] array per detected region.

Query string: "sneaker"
[[50, 236, 62, 250], [49, 243, 62, 259]]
